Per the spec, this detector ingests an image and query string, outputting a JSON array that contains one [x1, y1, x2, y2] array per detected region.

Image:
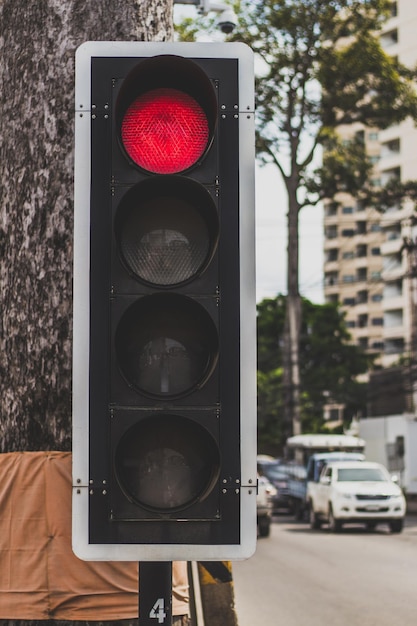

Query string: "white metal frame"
[[72, 41, 256, 561]]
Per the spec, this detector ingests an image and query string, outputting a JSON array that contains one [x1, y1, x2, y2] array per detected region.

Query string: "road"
[[232, 514, 417, 626]]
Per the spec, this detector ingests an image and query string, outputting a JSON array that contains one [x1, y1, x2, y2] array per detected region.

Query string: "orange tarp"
[[0, 451, 188, 620]]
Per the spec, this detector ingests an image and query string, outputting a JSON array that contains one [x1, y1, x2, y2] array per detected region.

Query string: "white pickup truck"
[[287, 451, 364, 520], [308, 460, 406, 533]]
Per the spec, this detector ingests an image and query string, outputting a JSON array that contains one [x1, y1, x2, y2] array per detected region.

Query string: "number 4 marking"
[[149, 598, 167, 624]]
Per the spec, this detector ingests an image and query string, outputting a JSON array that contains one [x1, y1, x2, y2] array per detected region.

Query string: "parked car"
[[257, 474, 276, 538], [308, 461, 406, 533], [258, 458, 305, 513]]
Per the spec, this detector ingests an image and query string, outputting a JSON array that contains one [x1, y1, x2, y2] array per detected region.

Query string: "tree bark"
[[0, 1, 173, 624], [0, 0, 172, 449]]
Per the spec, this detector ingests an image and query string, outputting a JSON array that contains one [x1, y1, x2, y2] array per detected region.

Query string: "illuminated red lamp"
[[116, 55, 217, 175], [121, 87, 209, 174]]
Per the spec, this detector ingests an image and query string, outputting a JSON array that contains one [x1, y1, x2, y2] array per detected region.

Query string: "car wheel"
[[258, 516, 271, 538], [309, 503, 321, 530], [328, 506, 342, 533], [389, 519, 403, 534]]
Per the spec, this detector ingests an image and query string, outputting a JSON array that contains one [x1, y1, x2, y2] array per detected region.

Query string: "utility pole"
[[402, 236, 417, 412]]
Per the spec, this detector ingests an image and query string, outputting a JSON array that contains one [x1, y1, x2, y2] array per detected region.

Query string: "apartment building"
[[323, 0, 417, 368]]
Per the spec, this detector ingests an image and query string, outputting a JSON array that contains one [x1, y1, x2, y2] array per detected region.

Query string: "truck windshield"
[[337, 468, 386, 482]]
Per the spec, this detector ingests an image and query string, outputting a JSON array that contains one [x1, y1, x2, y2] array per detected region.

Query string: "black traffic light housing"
[[72, 42, 256, 561]]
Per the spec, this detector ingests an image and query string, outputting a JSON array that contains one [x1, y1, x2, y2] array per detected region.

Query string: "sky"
[[255, 163, 324, 304], [173, 3, 325, 305]]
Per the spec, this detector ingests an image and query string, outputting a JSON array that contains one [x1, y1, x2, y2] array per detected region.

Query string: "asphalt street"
[[233, 514, 417, 626]]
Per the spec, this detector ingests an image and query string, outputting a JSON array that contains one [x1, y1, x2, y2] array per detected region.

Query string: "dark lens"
[[115, 294, 218, 397], [115, 415, 220, 511]]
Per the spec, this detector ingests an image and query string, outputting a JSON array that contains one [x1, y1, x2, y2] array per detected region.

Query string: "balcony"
[[384, 309, 404, 330], [380, 28, 398, 49], [384, 337, 405, 355], [380, 166, 401, 188], [324, 273, 338, 288], [380, 138, 400, 159], [383, 278, 402, 298], [381, 237, 403, 255]]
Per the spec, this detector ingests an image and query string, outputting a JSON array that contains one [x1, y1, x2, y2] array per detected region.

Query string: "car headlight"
[[337, 492, 353, 500]]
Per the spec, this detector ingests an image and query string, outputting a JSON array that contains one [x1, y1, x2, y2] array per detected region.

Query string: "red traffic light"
[[117, 55, 217, 175], [121, 88, 209, 174]]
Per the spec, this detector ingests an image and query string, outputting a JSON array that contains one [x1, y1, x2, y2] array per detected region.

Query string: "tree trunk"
[[0, 0, 172, 447], [283, 181, 302, 439], [0, 1, 173, 624]]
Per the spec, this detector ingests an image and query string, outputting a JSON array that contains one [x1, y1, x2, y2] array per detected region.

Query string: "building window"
[[325, 203, 338, 217], [357, 290, 368, 304], [371, 293, 383, 302], [342, 206, 354, 214], [357, 314, 368, 328], [342, 251, 355, 259], [372, 318, 384, 326], [326, 294, 339, 304], [387, 228, 401, 241], [371, 341, 384, 350], [343, 297, 355, 306], [357, 269, 367, 282], [343, 275, 355, 283], [341, 229, 355, 237], [326, 249, 338, 262], [371, 247, 381, 256], [326, 226, 338, 239]]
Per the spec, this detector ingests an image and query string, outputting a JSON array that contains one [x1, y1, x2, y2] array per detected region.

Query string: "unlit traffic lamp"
[[72, 42, 256, 561]]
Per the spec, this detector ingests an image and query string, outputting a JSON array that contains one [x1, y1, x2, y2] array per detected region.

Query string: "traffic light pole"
[[139, 561, 172, 626]]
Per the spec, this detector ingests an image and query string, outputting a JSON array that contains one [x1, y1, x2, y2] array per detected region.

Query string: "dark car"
[[257, 458, 301, 513]]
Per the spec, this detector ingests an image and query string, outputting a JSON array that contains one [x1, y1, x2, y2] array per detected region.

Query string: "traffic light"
[[72, 42, 256, 561]]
